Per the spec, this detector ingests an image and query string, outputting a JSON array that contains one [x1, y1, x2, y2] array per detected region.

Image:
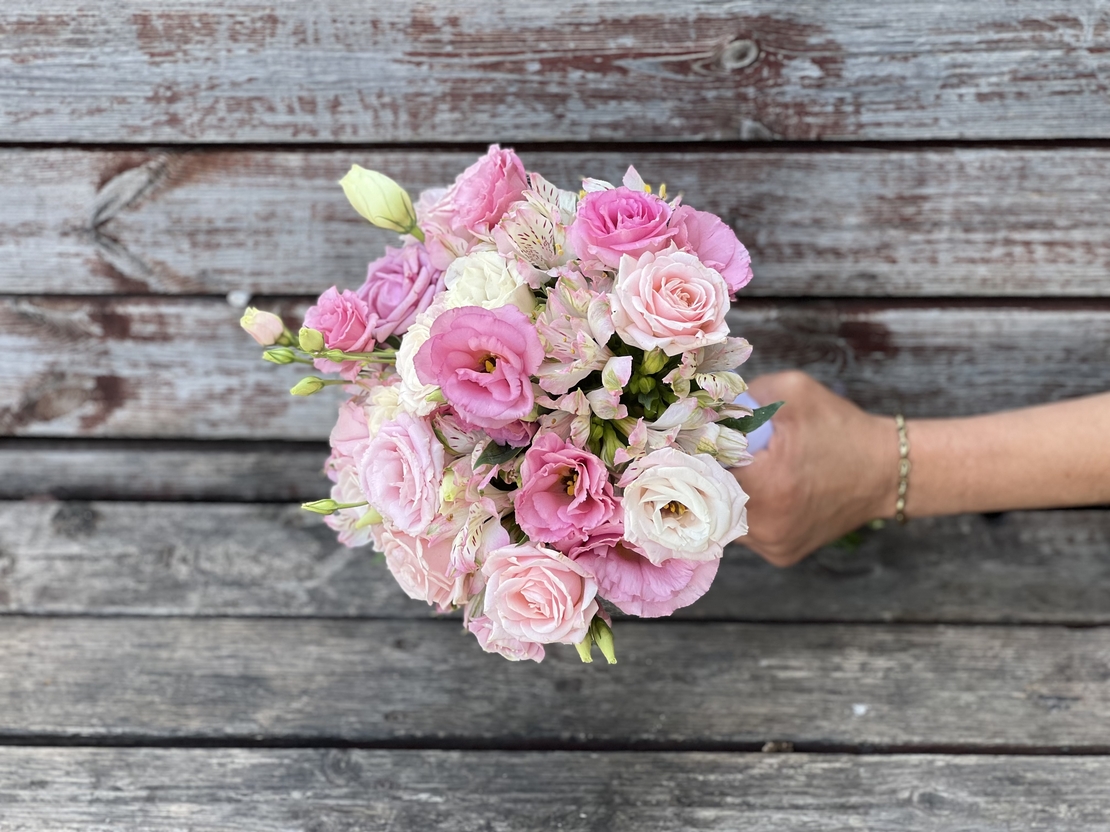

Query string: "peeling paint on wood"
[[3, 2, 1110, 142]]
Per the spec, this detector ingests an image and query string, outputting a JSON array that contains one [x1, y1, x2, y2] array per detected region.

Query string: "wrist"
[[864, 413, 902, 521]]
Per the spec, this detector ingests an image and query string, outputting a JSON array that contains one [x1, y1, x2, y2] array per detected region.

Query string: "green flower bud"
[[262, 347, 296, 365], [301, 498, 339, 515], [354, 506, 384, 528], [574, 634, 595, 664], [600, 424, 622, 468], [591, 617, 617, 665], [290, 376, 326, 396], [298, 327, 325, 353], [640, 347, 667, 375], [339, 165, 423, 240], [321, 349, 348, 362]]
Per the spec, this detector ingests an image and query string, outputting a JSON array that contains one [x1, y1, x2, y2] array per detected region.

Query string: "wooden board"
[[1, 617, 1108, 748], [2, 297, 1108, 439], [1, 748, 1109, 831], [0, 440, 329, 502], [4, 2, 1110, 143], [2, 501, 1108, 625], [6, 147, 1110, 297]]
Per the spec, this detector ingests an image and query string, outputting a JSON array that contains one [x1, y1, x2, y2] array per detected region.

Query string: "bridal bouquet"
[[241, 146, 777, 663]]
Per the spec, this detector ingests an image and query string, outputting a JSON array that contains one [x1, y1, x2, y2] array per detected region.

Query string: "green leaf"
[[720, 400, 784, 434], [476, 441, 523, 467]]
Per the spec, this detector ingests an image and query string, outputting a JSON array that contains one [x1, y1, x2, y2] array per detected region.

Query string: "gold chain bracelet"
[[894, 414, 911, 524]]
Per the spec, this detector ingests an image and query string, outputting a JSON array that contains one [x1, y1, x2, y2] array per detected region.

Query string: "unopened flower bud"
[[590, 617, 617, 665], [322, 349, 348, 362], [290, 376, 326, 396], [301, 498, 340, 515], [240, 308, 285, 346], [262, 348, 295, 365], [339, 165, 422, 239], [640, 348, 667, 376], [354, 506, 384, 528], [440, 469, 461, 503], [600, 424, 621, 468], [574, 632, 595, 664], [298, 327, 325, 353]]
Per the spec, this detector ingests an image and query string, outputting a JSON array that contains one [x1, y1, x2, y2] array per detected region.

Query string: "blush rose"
[[671, 205, 753, 295], [566, 186, 677, 273], [358, 243, 445, 341], [359, 412, 445, 536]]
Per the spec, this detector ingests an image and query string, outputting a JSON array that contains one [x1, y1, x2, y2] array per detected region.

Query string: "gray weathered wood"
[[1, 617, 1108, 747], [4, 2, 1110, 143], [2, 501, 1108, 624], [7, 147, 1110, 297], [2, 297, 1107, 438], [1, 749, 1109, 831], [0, 440, 329, 501]]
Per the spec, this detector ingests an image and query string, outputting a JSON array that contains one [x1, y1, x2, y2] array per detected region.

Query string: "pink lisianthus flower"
[[358, 243, 445, 341], [566, 186, 677, 274], [610, 246, 731, 356], [467, 614, 545, 662], [482, 543, 599, 645], [413, 305, 543, 430], [359, 412, 444, 536], [303, 286, 377, 378], [514, 431, 618, 545], [419, 145, 529, 269], [562, 521, 719, 617], [671, 205, 753, 295], [379, 526, 461, 612]]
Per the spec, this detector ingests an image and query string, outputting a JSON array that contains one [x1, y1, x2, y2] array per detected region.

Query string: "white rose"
[[395, 314, 439, 416], [618, 447, 748, 563], [442, 250, 536, 314], [366, 384, 403, 437]]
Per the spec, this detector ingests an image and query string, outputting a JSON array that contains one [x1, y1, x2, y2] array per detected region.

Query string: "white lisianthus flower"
[[366, 384, 404, 437], [618, 447, 748, 564], [442, 250, 536, 315], [395, 314, 440, 417]]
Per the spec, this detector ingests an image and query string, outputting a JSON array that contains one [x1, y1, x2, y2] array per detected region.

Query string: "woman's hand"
[[732, 371, 899, 567]]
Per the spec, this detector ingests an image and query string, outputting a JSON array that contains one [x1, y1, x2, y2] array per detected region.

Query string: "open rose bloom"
[[244, 149, 778, 663]]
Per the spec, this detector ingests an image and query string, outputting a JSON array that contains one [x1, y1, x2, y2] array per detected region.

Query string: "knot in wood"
[[719, 39, 760, 71]]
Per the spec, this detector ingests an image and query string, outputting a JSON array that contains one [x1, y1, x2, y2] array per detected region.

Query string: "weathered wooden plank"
[[0, 440, 329, 502], [2, 297, 1108, 438], [1, 618, 1108, 747], [2, 501, 1108, 624], [7, 148, 1110, 297], [3, 2, 1110, 143], [1, 749, 1109, 831]]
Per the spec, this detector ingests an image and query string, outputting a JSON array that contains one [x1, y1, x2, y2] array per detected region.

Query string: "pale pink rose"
[[563, 521, 719, 617], [566, 186, 677, 273], [303, 286, 377, 378], [323, 457, 379, 549], [413, 305, 543, 429], [619, 447, 749, 564], [380, 526, 459, 611], [671, 205, 753, 295], [330, 398, 371, 462], [482, 543, 599, 645], [610, 247, 730, 356], [358, 243, 446, 341], [514, 431, 617, 545], [467, 614, 545, 662], [419, 145, 529, 269], [359, 412, 444, 536]]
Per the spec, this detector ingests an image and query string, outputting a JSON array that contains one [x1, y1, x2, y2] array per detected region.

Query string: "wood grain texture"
[[2, 297, 1108, 438], [0, 440, 329, 502], [2, 501, 1108, 624], [1, 749, 1109, 831], [3, 2, 1110, 143], [1, 617, 1109, 747], [8, 147, 1110, 297]]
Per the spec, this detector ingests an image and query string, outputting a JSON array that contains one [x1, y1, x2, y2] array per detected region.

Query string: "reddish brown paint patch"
[[78, 375, 130, 432]]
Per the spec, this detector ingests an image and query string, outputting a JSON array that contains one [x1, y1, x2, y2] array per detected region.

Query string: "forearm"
[[903, 393, 1110, 517]]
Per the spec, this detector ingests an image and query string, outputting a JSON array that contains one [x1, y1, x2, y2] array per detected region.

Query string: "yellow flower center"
[[565, 470, 580, 496], [483, 357, 497, 373], [662, 501, 687, 517]]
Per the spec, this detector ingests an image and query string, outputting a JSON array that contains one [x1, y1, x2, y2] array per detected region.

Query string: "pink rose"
[[413, 305, 543, 429], [379, 526, 459, 611], [514, 432, 617, 545], [467, 615, 545, 662], [324, 457, 380, 549], [358, 243, 446, 341], [359, 412, 444, 536], [303, 286, 377, 378], [482, 543, 599, 645], [671, 205, 753, 295], [420, 145, 529, 269], [610, 247, 730, 356], [566, 186, 677, 273], [563, 522, 719, 618], [330, 398, 371, 462]]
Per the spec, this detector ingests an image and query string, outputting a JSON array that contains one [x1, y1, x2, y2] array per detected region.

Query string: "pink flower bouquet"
[[242, 146, 779, 663]]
